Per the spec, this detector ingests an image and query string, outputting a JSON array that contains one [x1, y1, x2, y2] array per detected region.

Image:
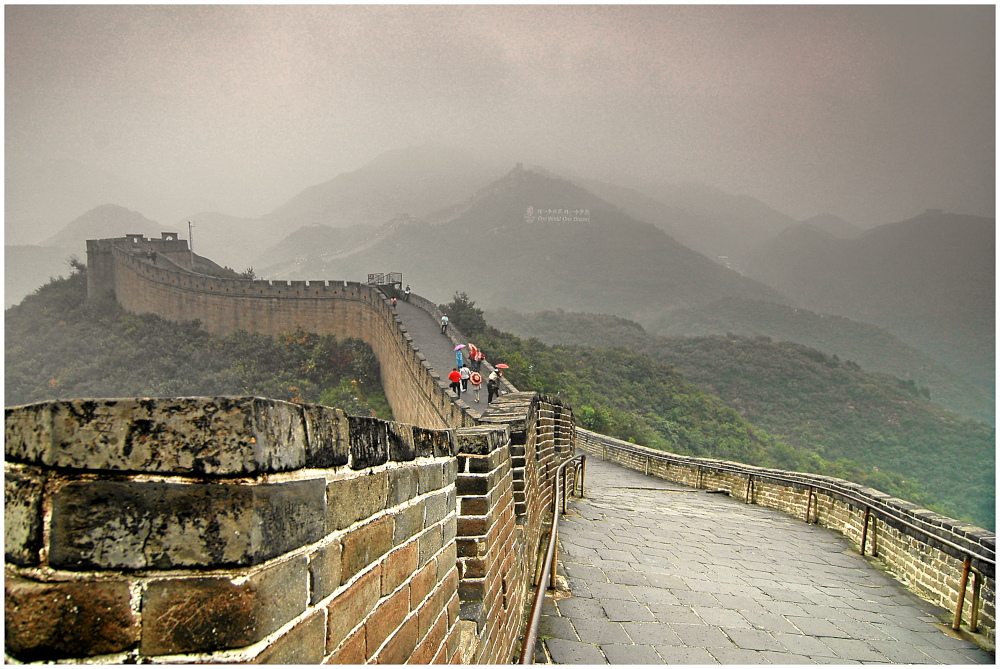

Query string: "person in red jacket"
[[448, 368, 463, 397]]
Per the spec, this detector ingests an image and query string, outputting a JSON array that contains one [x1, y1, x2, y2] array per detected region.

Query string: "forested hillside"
[[475, 302, 994, 529], [4, 268, 391, 419]]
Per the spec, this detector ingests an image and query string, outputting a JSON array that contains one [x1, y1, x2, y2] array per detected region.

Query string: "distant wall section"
[[88, 236, 474, 430]]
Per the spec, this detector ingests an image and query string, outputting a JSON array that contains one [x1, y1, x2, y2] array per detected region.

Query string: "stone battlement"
[[5, 393, 576, 663]]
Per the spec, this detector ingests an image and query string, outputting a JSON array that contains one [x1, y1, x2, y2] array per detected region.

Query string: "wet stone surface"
[[539, 456, 994, 664]]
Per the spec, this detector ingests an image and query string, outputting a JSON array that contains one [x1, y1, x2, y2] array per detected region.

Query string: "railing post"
[[970, 569, 981, 633], [953, 555, 972, 631], [861, 507, 871, 555]]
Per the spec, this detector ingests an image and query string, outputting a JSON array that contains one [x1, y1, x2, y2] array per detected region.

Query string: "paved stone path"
[[537, 456, 992, 664], [394, 297, 496, 417]]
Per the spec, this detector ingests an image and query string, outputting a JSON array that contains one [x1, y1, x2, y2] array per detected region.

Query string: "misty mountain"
[[801, 213, 862, 238], [745, 211, 994, 394], [260, 145, 508, 230], [169, 211, 270, 271], [4, 158, 214, 247], [42, 204, 162, 251], [257, 167, 787, 322], [521, 297, 991, 424], [588, 180, 801, 270], [5, 205, 164, 308]]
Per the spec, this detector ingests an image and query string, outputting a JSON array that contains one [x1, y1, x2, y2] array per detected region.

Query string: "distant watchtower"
[[85, 232, 188, 298]]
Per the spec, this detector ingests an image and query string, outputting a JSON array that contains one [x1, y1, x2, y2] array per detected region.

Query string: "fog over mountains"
[[7, 146, 993, 426]]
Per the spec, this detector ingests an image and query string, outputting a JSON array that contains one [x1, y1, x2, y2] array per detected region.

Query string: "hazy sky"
[[5, 4, 995, 229]]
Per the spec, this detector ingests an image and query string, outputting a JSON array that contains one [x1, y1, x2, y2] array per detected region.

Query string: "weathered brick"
[[50, 478, 325, 570], [393, 500, 425, 546], [5, 576, 138, 662], [424, 489, 452, 526], [342, 515, 394, 580], [253, 609, 326, 664], [309, 540, 343, 604], [388, 466, 419, 506], [348, 415, 389, 469], [366, 585, 410, 654], [419, 524, 444, 565], [456, 474, 488, 496], [300, 403, 349, 468], [461, 496, 488, 516], [410, 559, 440, 610], [374, 610, 419, 664], [327, 623, 366, 664], [5, 468, 44, 566], [6, 398, 309, 475], [141, 556, 308, 656], [418, 462, 444, 494], [326, 566, 381, 652], [412, 427, 452, 459], [383, 541, 419, 596], [416, 588, 451, 647], [387, 422, 416, 462], [457, 516, 488, 537], [327, 471, 388, 531]]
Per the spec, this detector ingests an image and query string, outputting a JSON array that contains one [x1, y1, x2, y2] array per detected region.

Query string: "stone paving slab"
[[540, 456, 994, 664]]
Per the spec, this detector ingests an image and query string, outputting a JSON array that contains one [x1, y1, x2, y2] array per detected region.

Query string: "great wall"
[[4, 233, 995, 663]]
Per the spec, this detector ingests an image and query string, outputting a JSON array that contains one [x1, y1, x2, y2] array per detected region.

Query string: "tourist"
[[404, 285, 411, 301], [487, 370, 499, 404], [448, 367, 462, 397], [455, 347, 465, 370], [470, 371, 483, 402], [440, 315, 449, 334], [460, 364, 471, 392]]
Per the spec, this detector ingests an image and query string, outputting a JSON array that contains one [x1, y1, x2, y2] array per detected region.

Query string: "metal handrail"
[[519, 454, 586, 664], [584, 432, 994, 633], [592, 436, 995, 569]]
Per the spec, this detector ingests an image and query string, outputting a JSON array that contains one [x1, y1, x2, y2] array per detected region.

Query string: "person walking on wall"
[[470, 345, 485, 372], [487, 370, 499, 404], [470, 371, 483, 403], [440, 315, 449, 335], [404, 285, 411, 302], [448, 367, 463, 397], [460, 364, 471, 392], [455, 347, 465, 370]]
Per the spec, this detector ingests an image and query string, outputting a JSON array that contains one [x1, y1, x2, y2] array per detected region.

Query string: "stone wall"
[[5, 392, 575, 663], [5, 397, 463, 663], [575, 428, 996, 644], [90, 237, 477, 431], [458, 393, 575, 663]]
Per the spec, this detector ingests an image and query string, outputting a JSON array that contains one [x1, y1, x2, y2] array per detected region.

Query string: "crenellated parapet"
[[88, 234, 480, 431], [4, 395, 577, 663]]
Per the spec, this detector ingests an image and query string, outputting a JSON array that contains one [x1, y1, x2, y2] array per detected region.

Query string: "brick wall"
[[5, 391, 576, 664], [575, 428, 996, 644], [4, 397, 463, 663]]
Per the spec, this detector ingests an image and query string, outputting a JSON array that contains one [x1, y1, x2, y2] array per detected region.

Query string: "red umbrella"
[[496, 364, 509, 369]]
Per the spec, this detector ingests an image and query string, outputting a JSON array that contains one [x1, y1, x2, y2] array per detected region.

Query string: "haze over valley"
[[5, 6, 994, 526]]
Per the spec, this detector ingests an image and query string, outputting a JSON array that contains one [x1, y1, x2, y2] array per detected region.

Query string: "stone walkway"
[[394, 297, 495, 417], [536, 456, 993, 664]]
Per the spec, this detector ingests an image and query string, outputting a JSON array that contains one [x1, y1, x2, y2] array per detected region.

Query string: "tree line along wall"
[[575, 428, 996, 644], [88, 236, 476, 431], [4, 393, 575, 663]]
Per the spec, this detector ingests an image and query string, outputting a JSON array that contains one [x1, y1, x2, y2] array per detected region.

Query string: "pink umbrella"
[[496, 364, 509, 369], [454, 344, 466, 351]]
